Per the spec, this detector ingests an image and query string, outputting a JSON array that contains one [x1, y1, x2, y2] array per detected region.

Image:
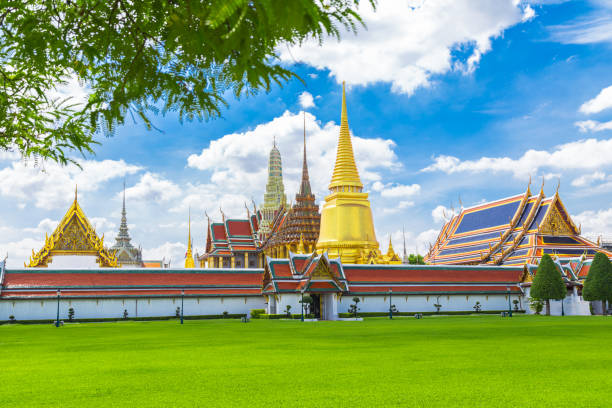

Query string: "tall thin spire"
[[113, 180, 133, 248], [185, 208, 195, 268], [329, 81, 362, 191], [299, 111, 312, 197]]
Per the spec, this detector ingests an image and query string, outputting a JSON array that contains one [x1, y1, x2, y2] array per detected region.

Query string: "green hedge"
[[338, 310, 525, 318], [0, 313, 247, 325], [259, 313, 315, 320], [250, 309, 265, 318]]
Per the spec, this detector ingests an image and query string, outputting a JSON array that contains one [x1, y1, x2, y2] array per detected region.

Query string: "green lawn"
[[1, 315, 611, 407]]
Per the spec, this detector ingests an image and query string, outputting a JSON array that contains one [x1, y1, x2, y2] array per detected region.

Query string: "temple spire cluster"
[[258, 139, 288, 239], [110, 181, 143, 267]]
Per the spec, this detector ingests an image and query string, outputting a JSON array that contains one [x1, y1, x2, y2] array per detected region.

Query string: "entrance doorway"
[[310, 294, 321, 319]]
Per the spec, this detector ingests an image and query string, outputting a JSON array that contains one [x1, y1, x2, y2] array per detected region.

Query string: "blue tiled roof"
[[541, 236, 582, 245], [454, 200, 521, 234]]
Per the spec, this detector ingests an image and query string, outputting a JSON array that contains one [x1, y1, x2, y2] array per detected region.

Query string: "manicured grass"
[[1, 315, 611, 407]]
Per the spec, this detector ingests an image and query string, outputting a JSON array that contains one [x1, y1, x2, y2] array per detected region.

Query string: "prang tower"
[[258, 139, 288, 239], [316, 82, 381, 263]]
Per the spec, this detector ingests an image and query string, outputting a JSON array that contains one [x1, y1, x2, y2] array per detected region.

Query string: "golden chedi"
[[316, 82, 382, 263]]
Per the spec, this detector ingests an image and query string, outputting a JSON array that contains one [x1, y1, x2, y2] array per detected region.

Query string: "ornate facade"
[[263, 115, 321, 258], [27, 188, 118, 268], [258, 140, 288, 239], [425, 182, 612, 265], [316, 83, 394, 264], [110, 184, 143, 267]]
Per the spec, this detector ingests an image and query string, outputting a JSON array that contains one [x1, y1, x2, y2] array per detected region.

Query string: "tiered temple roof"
[[425, 184, 612, 266], [262, 252, 524, 295], [1, 268, 263, 299], [263, 114, 321, 256], [198, 209, 263, 268]]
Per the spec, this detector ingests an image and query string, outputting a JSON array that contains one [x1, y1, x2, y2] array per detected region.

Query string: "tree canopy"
[[0, 0, 372, 165], [583, 252, 612, 314], [531, 254, 566, 315]]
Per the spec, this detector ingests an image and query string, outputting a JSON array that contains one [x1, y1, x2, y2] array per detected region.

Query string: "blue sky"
[[2, 0, 612, 266]]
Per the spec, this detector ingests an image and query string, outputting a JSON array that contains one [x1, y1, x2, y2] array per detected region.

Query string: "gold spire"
[[329, 81, 363, 191], [185, 208, 195, 268]]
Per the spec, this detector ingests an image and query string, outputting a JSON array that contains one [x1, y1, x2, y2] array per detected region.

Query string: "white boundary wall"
[[1, 296, 266, 321]]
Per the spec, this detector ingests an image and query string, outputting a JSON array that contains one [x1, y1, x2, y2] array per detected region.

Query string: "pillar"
[[231, 255, 235, 268], [217, 256, 222, 268], [245, 252, 249, 268]]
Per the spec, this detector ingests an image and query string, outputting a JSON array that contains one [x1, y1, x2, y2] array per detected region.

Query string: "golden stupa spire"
[[297, 233, 306, 254], [185, 208, 195, 268], [329, 81, 362, 191]]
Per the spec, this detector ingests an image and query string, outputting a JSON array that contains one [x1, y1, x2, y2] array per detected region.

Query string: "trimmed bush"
[[250, 309, 265, 319], [531, 254, 566, 316]]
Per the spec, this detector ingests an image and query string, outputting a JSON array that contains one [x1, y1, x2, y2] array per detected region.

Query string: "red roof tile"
[[343, 266, 523, 283], [227, 220, 252, 237]]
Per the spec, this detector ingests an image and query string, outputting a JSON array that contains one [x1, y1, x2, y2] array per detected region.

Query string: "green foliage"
[[389, 304, 398, 314], [8, 315, 15, 322], [68, 307, 75, 322], [222, 311, 229, 318], [250, 309, 265, 318], [512, 299, 519, 311], [531, 254, 566, 315], [284, 305, 292, 317], [529, 298, 544, 315], [583, 252, 612, 308], [123, 309, 128, 319], [473, 302, 481, 313], [175, 307, 181, 318], [408, 254, 425, 264], [0, 0, 371, 164], [348, 296, 360, 317]]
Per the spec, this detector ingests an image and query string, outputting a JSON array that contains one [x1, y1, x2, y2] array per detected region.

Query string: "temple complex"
[[110, 183, 143, 267], [263, 114, 321, 258], [27, 188, 118, 268], [425, 182, 612, 265], [316, 82, 396, 264], [257, 140, 288, 239]]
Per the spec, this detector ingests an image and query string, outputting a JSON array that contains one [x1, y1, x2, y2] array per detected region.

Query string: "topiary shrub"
[[348, 296, 360, 318], [583, 252, 612, 315], [473, 301, 481, 313], [222, 311, 229, 318], [250, 309, 265, 319], [68, 307, 75, 322], [123, 309, 128, 319], [175, 307, 181, 318], [284, 305, 292, 318], [8, 315, 16, 323], [513, 299, 519, 311]]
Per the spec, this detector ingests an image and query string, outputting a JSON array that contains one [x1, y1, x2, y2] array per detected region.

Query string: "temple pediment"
[[27, 190, 117, 268]]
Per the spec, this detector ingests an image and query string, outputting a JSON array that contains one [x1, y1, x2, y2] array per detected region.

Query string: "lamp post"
[[301, 291, 304, 322], [180, 289, 184, 324], [389, 288, 393, 319], [506, 286, 512, 317], [56, 289, 61, 327], [561, 295, 565, 316]]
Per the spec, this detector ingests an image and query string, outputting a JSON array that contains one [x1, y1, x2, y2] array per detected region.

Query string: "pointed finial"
[[219, 207, 225, 222], [540, 177, 545, 196], [556, 177, 560, 194], [458, 195, 463, 209], [74, 185, 78, 202], [402, 226, 407, 258], [273, 135, 276, 148]]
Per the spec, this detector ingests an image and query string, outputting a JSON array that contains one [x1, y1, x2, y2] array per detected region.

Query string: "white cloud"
[[573, 208, 612, 237], [379, 183, 421, 198], [549, 13, 612, 44], [432, 205, 457, 224], [0, 237, 45, 268], [422, 138, 612, 179], [89, 217, 116, 233], [23, 218, 59, 235], [298, 91, 315, 109], [0, 159, 141, 209], [187, 110, 400, 204], [141, 241, 186, 267], [571, 171, 606, 187], [579, 85, 612, 114], [280, 1, 531, 95], [124, 172, 181, 203], [575, 120, 612, 133]]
